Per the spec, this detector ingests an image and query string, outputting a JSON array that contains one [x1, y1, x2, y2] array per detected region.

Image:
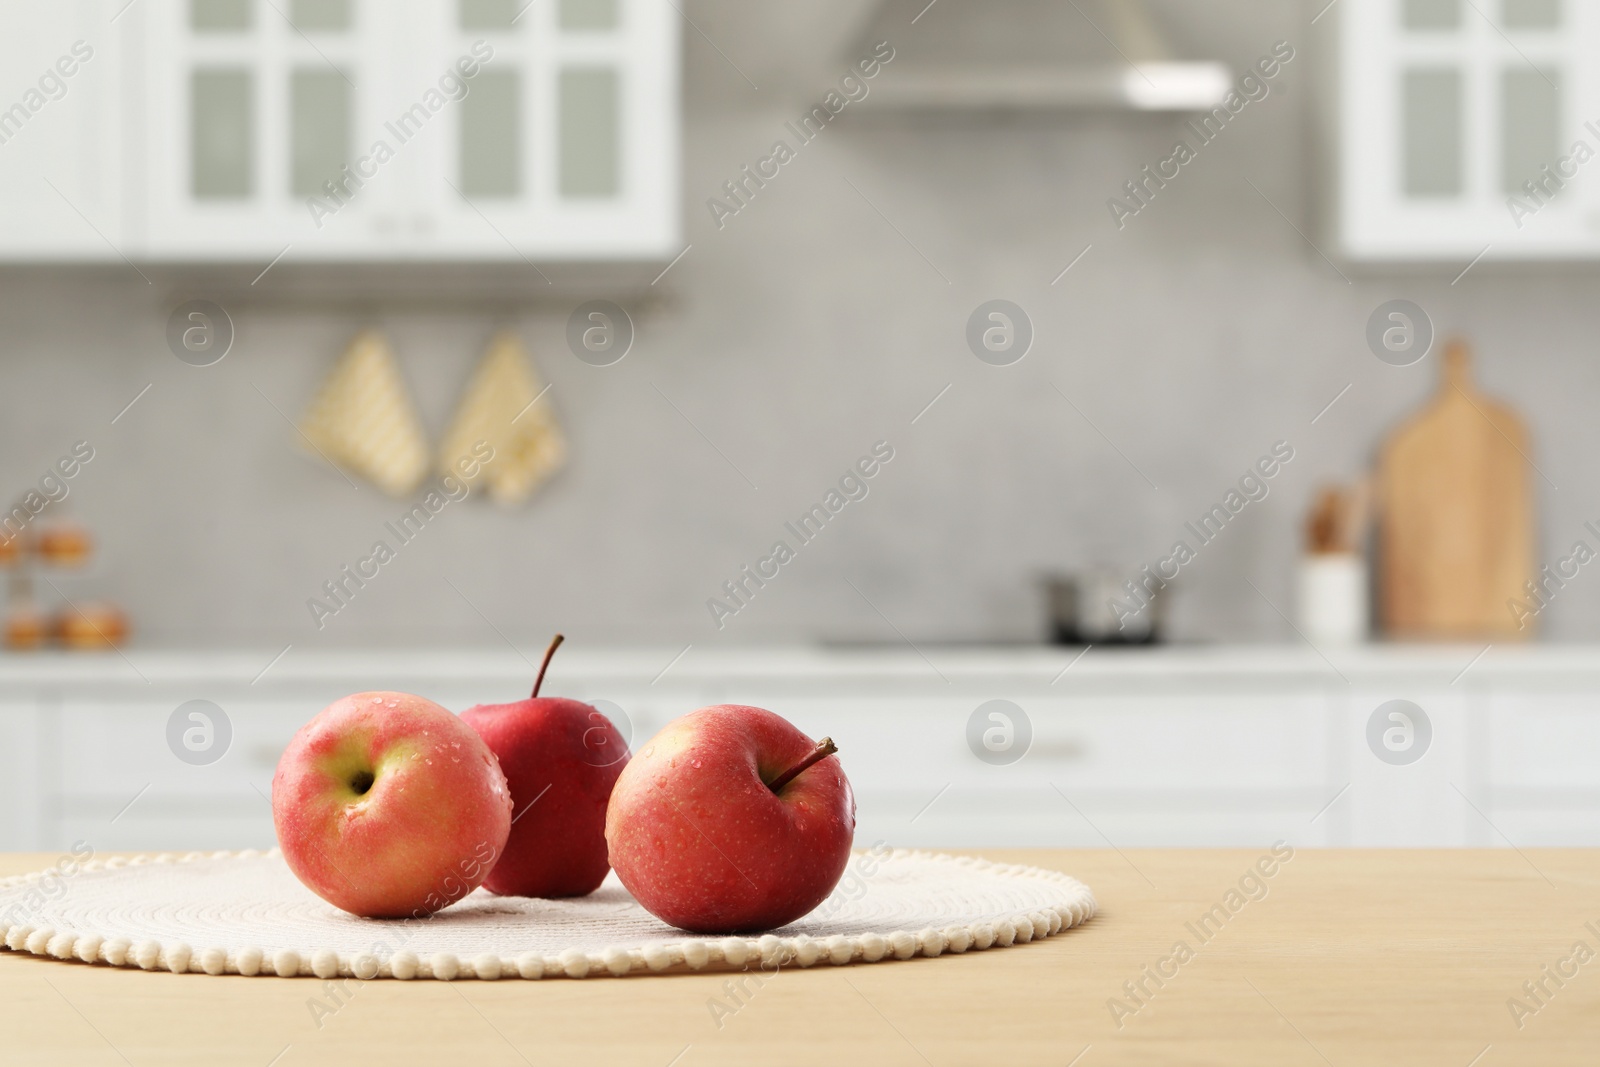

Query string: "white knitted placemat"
[[0, 849, 1095, 980]]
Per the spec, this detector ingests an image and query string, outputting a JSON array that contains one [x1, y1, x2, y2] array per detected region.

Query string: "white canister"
[[1297, 553, 1369, 645]]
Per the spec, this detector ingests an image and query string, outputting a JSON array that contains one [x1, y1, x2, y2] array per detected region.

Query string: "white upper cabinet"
[[395, 0, 681, 261], [135, 0, 400, 258], [1338, 0, 1600, 260], [0, 0, 679, 263], [0, 2, 125, 259]]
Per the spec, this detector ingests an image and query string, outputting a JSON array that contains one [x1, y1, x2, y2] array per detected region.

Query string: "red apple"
[[605, 704, 855, 933], [461, 634, 630, 898], [272, 691, 512, 918]]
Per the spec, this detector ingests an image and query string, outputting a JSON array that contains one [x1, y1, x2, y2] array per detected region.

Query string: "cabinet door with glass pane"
[[128, 0, 678, 262], [132, 0, 403, 259], [409, 0, 680, 261], [1338, 0, 1600, 260]]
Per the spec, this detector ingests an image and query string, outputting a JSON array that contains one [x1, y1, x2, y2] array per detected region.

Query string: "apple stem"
[[531, 634, 565, 698], [768, 737, 838, 793]]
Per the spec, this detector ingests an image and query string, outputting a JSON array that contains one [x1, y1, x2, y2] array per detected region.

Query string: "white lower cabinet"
[[0, 701, 42, 852], [41, 694, 303, 852], [1480, 687, 1600, 848], [1483, 689, 1600, 790], [2, 652, 1599, 851], [1341, 687, 1479, 847], [740, 689, 1338, 849]]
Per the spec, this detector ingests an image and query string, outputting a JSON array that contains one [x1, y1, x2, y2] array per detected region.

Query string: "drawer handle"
[[1028, 739, 1087, 761]]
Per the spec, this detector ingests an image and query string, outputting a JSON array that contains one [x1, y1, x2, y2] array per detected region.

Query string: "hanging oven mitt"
[[297, 329, 430, 497], [437, 330, 566, 505]]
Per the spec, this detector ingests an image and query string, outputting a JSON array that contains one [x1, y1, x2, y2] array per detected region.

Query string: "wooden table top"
[[0, 847, 1595, 1066]]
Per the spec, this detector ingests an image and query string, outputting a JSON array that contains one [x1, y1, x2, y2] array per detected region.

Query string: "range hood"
[[864, 0, 1232, 112]]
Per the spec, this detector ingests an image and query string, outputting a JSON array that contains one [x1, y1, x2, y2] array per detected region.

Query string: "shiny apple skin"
[[461, 696, 629, 897], [605, 704, 855, 933], [272, 691, 512, 918]]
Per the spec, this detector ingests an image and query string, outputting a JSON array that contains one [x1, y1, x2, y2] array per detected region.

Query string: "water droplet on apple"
[[691, 759, 703, 769], [371, 697, 382, 704], [643, 747, 655, 758]]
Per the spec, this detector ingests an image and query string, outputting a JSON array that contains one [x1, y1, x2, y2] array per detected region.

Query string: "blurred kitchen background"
[[1, 0, 1597, 853]]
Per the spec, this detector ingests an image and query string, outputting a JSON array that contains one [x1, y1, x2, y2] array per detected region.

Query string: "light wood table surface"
[[1, 848, 1596, 1066]]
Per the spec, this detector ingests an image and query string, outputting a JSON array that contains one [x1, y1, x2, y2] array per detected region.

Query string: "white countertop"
[[0, 642, 1597, 689]]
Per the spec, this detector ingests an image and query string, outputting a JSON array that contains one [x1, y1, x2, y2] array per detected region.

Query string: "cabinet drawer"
[[853, 785, 1334, 849], [1485, 692, 1600, 790], [56, 698, 309, 800], [0, 703, 39, 851], [48, 811, 275, 854], [1478, 806, 1600, 848], [741, 692, 1331, 795]]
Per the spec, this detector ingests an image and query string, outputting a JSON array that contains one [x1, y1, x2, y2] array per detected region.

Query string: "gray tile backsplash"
[[3, 1, 1598, 649]]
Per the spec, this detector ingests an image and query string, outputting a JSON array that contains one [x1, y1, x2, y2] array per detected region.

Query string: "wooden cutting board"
[[1377, 338, 1535, 639]]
